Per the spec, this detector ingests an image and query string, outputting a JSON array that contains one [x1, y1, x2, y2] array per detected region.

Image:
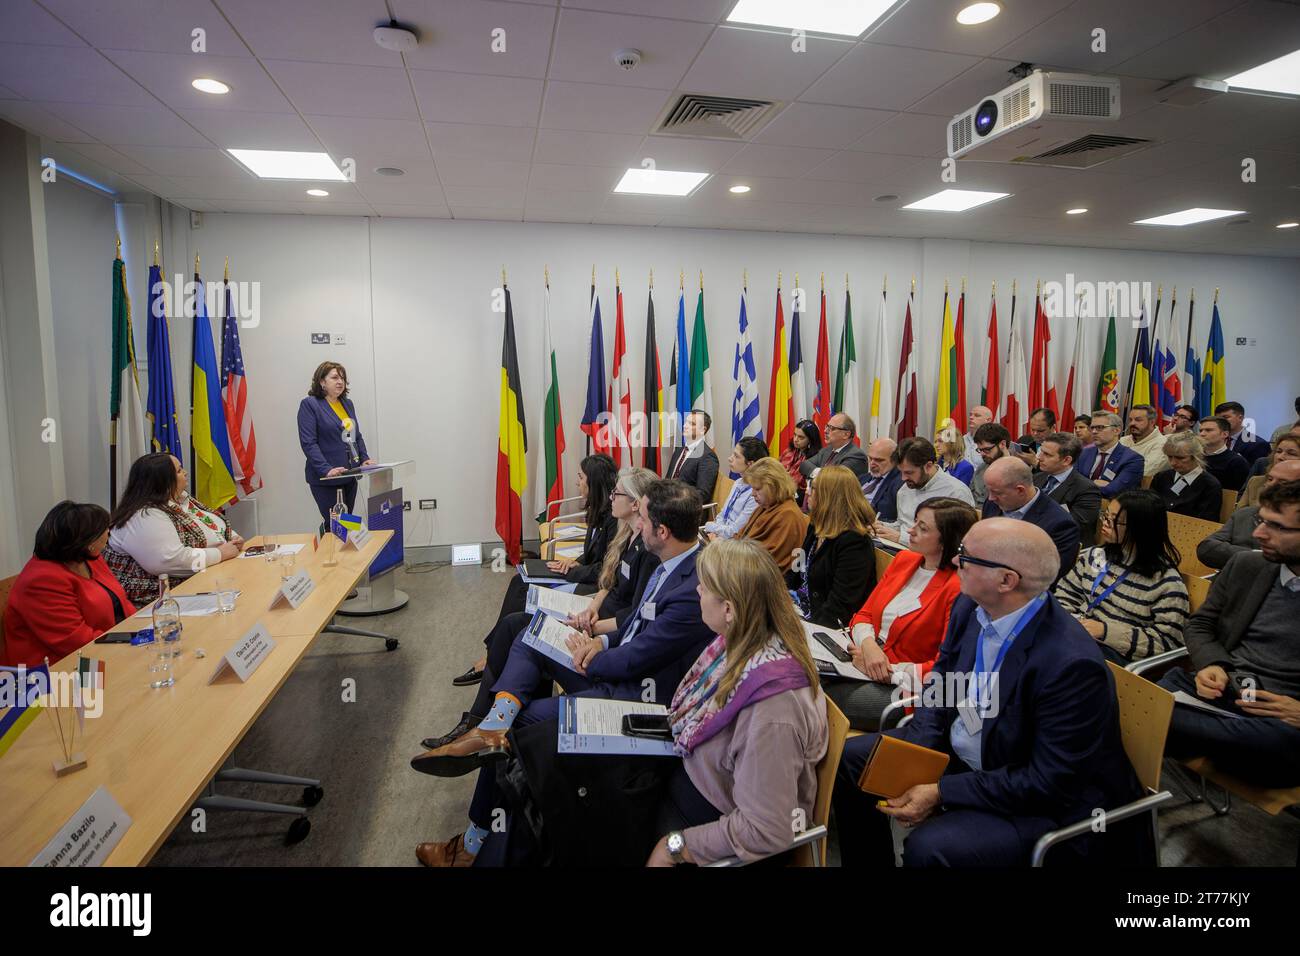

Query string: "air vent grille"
[[950, 114, 972, 152], [1048, 82, 1113, 117], [655, 93, 781, 140], [1002, 85, 1032, 125], [1019, 134, 1152, 169]]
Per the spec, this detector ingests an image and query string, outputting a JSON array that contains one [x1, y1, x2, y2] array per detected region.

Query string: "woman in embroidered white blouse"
[[107, 453, 244, 588]]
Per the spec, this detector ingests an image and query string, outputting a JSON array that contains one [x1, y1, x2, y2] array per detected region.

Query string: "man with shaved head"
[[963, 405, 994, 467], [1198, 458, 1300, 569], [981, 456, 1080, 584], [833, 519, 1144, 866], [860, 437, 903, 523]]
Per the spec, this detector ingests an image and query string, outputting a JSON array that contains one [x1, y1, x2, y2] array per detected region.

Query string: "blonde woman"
[[787, 464, 878, 628], [736, 457, 808, 572], [935, 417, 974, 485]]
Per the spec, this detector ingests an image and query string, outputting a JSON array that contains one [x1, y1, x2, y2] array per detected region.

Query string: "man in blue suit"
[[1076, 411, 1144, 497], [832, 519, 1144, 866], [862, 438, 904, 523], [980, 457, 1080, 584], [411, 479, 714, 866]]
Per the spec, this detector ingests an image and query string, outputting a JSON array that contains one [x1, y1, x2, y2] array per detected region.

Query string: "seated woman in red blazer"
[[822, 497, 978, 731], [2, 501, 136, 667]]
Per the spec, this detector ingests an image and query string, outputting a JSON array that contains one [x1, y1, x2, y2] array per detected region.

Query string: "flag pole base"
[[336, 586, 409, 617], [53, 754, 88, 777]]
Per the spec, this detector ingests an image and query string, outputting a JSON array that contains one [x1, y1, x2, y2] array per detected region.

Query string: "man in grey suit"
[[800, 413, 870, 481], [1034, 432, 1102, 547], [1198, 459, 1300, 569]]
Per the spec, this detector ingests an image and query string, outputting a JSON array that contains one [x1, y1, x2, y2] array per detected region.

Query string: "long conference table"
[[0, 529, 393, 866]]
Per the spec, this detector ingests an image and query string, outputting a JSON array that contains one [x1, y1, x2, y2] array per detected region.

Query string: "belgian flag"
[[495, 283, 528, 564]]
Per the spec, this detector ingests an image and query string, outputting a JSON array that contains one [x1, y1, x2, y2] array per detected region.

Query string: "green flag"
[[688, 285, 713, 421], [111, 255, 148, 505], [1095, 311, 1119, 413], [832, 287, 858, 421]]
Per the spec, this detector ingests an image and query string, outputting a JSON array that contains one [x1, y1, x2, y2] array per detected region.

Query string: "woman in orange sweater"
[[822, 497, 978, 731], [736, 458, 808, 573]]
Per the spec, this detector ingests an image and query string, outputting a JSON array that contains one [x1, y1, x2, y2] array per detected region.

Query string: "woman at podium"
[[298, 361, 376, 521]]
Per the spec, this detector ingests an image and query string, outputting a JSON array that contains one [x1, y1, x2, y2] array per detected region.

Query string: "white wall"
[[27, 210, 1300, 554]]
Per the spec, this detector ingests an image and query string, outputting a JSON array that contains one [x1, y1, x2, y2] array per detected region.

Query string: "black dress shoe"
[[421, 712, 482, 751], [452, 665, 484, 687]]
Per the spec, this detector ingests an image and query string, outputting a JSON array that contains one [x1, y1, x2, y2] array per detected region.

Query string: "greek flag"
[[729, 287, 763, 476]]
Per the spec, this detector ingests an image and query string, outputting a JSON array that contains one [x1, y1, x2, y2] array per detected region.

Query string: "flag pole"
[[111, 235, 120, 506]]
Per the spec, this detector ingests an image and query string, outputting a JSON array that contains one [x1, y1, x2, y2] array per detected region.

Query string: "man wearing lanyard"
[[832, 519, 1144, 866]]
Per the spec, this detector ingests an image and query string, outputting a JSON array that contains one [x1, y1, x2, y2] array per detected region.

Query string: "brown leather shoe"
[[410, 726, 510, 777], [416, 833, 475, 867]]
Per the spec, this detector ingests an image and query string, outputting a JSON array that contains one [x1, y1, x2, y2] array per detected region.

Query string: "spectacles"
[[1100, 511, 1126, 528], [826, 423, 850, 432], [955, 542, 1021, 576], [1253, 514, 1300, 533], [1089, 424, 1115, 432], [610, 490, 634, 501]]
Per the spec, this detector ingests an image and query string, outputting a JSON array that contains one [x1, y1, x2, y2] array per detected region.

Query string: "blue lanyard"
[[1086, 564, 1130, 612], [973, 593, 1047, 680], [721, 483, 748, 521]]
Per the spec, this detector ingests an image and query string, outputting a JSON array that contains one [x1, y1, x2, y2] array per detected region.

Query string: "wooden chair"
[[1031, 662, 1175, 865], [1140, 475, 1153, 489], [706, 697, 849, 867], [1180, 572, 1213, 613], [1218, 489, 1238, 522], [0, 573, 18, 663], [1165, 511, 1222, 578], [874, 547, 894, 582]]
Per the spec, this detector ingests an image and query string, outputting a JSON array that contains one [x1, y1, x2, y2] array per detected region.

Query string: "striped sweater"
[[1055, 548, 1189, 661]]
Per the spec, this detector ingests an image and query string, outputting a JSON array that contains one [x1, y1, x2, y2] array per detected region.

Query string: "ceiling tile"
[[753, 102, 895, 148], [38, 0, 249, 55], [37, 101, 211, 146], [681, 25, 854, 101], [850, 111, 949, 157], [524, 188, 606, 214], [263, 60, 418, 119], [634, 134, 744, 170], [62, 143, 158, 176], [548, 8, 712, 89], [370, 203, 452, 218], [393, 0, 556, 77], [0, 100, 97, 141], [296, 202, 376, 216], [175, 108, 323, 149], [528, 163, 622, 191], [427, 121, 538, 161], [354, 179, 447, 204], [559, 0, 733, 23], [216, 0, 398, 66], [540, 81, 671, 133], [721, 143, 837, 177], [410, 70, 544, 126], [449, 205, 524, 221], [801, 42, 979, 110], [0, 43, 153, 107], [907, 58, 1024, 119], [433, 155, 531, 187], [443, 183, 527, 208], [533, 127, 642, 166], [803, 149, 916, 183], [112, 144, 251, 178], [866, 0, 1073, 56], [1114, 0, 1300, 82], [99, 50, 293, 114], [0, 1, 89, 46], [306, 114, 432, 162]]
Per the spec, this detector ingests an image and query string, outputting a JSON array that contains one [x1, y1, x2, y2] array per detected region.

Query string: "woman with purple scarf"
[[646, 538, 828, 866]]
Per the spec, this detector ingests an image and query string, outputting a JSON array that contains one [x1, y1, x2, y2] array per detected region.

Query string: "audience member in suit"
[[296, 361, 376, 521], [1246, 432, 1300, 482], [936, 418, 974, 485], [1014, 407, 1056, 469], [2, 502, 137, 668], [1198, 416, 1250, 493], [1074, 414, 1095, 447], [664, 409, 719, 501], [981, 457, 1080, 585], [962, 405, 994, 467], [861, 438, 903, 523], [1033, 432, 1102, 547], [1216, 401, 1272, 466], [799, 413, 870, 481], [411, 479, 714, 866], [736, 458, 809, 573], [786, 465, 877, 628], [970, 423, 1014, 508], [779, 419, 821, 505], [1159, 480, 1300, 788], [1076, 411, 1145, 496], [1198, 459, 1300, 569], [1149, 432, 1223, 521], [1119, 404, 1169, 476], [1056, 491, 1188, 664], [703, 437, 767, 539], [833, 519, 1145, 866], [1162, 403, 1198, 436], [824, 498, 978, 731], [876, 437, 975, 546]]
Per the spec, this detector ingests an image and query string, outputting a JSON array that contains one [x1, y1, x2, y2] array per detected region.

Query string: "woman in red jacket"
[[2, 502, 136, 667], [822, 497, 978, 731]]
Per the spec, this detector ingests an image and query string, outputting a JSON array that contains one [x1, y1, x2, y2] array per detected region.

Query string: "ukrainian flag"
[[1202, 301, 1226, 415], [191, 266, 238, 508], [1, 664, 49, 759]]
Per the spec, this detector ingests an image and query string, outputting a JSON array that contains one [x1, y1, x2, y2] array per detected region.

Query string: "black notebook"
[[522, 559, 569, 580]]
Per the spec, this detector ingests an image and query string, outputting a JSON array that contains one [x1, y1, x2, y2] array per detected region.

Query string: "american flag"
[[220, 275, 261, 495]]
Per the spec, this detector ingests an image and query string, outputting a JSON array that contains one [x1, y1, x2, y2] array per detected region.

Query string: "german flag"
[[495, 283, 528, 564]]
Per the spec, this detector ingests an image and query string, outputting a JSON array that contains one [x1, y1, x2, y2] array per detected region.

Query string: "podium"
[[321, 460, 412, 616]]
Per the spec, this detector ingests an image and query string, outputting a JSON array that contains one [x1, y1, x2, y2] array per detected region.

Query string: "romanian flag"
[[191, 266, 238, 508], [934, 289, 955, 432], [642, 283, 664, 472], [1202, 298, 1227, 413], [765, 282, 792, 458], [495, 284, 528, 564], [534, 280, 565, 522], [0, 663, 49, 759]]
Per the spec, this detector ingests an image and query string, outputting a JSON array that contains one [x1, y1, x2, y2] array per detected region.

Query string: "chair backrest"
[[1107, 661, 1174, 793], [1166, 511, 1221, 577], [1140, 475, 1153, 489], [874, 547, 894, 582], [1219, 489, 1238, 522], [0, 573, 18, 660], [712, 473, 734, 511], [794, 695, 849, 867], [1181, 572, 1213, 613]]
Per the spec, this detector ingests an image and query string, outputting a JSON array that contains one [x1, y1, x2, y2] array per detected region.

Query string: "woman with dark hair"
[[297, 361, 376, 523], [787, 464, 877, 628], [2, 501, 137, 666], [824, 497, 978, 731], [780, 419, 822, 505], [703, 436, 768, 540], [103, 453, 243, 606], [1056, 489, 1189, 664]]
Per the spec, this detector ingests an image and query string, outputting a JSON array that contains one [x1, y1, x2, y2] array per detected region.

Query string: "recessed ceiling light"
[[1133, 207, 1246, 226], [614, 168, 709, 196], [306, 188, 329, 197], [725, 0, 897, 37], [1224, 48, 1300, 96], [227, 149, 348, 181], [1066, 207, 1088, 215], [191, 78, 229, 95], [873, 194, 898, 203], [902, 188, 1010, 212], [956, 3, 1001, 26], [1278, 221, 1299, 229], [375, 166, 405, 177], [729, 184, 751, 193]]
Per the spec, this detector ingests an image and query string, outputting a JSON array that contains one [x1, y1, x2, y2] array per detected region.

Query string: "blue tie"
[[622, 566, 665, 645]]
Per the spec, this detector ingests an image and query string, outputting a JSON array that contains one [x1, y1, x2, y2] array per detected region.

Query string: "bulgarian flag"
[[765, 280, 792, 458], [495, 283, 528, 564], [534, 278, 565, 522]]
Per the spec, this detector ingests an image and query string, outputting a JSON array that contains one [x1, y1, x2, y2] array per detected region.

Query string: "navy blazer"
[[981, 490, 1080, 584], [863, 467, 903, 523], [1228, 432, 1272, 466], [1074, 442, 1144, 497], [895, 594, 1141, 835], [585, 547, 713, 705], [297, 395, 370, 487]]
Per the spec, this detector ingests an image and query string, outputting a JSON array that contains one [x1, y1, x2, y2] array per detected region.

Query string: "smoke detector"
[[613, 48, 642, 71], [374, 20, 418, 53]]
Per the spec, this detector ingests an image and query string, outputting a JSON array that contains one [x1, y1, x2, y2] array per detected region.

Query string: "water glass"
[[262, 535, 278, 563], [216, 577, 237, 614], [279, 549, 297, 581]]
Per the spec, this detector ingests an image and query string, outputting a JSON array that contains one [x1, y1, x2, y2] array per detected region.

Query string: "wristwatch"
[[666, 831, 686, 864]]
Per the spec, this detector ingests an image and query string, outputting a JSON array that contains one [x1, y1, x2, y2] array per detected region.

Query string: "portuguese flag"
[[533, 280, 564, 523], [495, 284, 528, 564], [1096, 310, 1119, 413]]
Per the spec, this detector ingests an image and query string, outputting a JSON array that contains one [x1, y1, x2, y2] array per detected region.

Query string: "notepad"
[[556, 697, 676, 756], [857, 734, 950, 798], [519, 612, 581, 672], [526, 586, 594, 620]]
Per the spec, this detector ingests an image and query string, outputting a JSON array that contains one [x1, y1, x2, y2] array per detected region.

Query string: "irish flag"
[[534, 280, 564, 522], [495, 283, 528, 564]]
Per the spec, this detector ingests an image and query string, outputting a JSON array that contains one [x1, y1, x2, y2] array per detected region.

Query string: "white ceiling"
[[2, 0, 1299, 256]]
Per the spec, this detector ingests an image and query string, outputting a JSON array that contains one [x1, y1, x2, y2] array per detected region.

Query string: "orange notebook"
[[857, 734, 950, 798]]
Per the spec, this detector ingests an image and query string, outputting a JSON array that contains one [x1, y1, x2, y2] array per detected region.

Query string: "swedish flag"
[[1202, 301, 1226, 415]]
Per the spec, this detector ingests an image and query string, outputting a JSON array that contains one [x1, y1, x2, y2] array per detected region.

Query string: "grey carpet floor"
[[149, 563, 1299, 867]]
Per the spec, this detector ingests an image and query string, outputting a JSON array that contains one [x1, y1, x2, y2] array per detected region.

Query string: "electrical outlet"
[[419, 499, 437, 510], [402, 500, 411, 511], [333, 333, 347, 346], [311, 332, 329, 344]]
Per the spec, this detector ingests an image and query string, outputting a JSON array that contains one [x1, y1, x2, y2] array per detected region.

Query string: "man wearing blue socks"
[[411, 478, 714, 867]]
